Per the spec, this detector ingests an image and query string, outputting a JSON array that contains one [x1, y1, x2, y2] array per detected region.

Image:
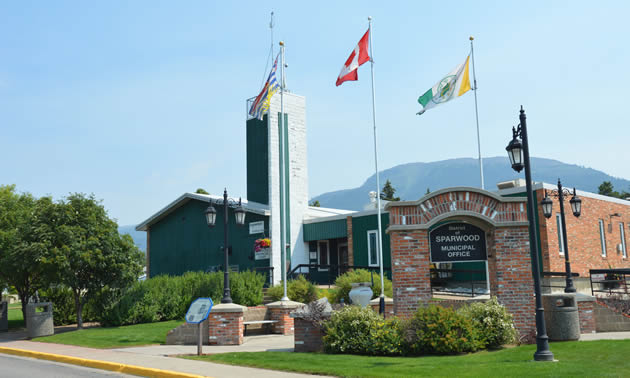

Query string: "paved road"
[[0, 353, 136, 377]]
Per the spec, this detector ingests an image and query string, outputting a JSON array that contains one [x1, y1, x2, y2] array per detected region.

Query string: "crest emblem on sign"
[[433, 75, 457, 104]]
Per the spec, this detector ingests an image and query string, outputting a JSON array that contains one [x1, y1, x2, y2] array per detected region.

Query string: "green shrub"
[[403, 305, 480, 355], [98, 270, 264, 326], [458, 297, 517, 349], [332, 269, 392, 304], [41, 286, 102, 326], [323, 306, 402, 356], [267, 275, 318, 303], [230, 270, 265, 306], [40, 286, 76, 325], [317, 287, 337, 303]]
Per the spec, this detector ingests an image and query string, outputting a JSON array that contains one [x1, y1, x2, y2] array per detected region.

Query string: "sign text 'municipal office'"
[[429, 223, 487, 263]]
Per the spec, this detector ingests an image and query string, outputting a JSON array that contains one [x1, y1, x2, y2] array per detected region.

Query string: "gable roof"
[[135, 192, 270, 231]]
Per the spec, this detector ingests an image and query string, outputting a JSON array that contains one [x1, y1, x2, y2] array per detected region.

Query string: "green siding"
[[148, 199, 269, 278], [303, 219, 348, 241], [246, 115, 268, 205], [351, 213, 392, 279]]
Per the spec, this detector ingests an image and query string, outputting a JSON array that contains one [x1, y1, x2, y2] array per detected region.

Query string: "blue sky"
[[1, 1, 628, 226]]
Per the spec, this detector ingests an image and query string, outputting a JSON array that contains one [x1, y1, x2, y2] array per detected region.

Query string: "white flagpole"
[[270, 12, 274, 58], [368, 17, 386, 315], [469, 36, 484, 189], [279, 40, 289, 301]]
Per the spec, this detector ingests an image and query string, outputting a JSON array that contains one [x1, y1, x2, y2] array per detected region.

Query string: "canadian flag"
[[336, 29, 370, 86]]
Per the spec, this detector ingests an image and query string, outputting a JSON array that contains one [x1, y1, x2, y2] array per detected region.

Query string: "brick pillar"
[[207, 303, 247, 345], [346, 216, 354, 266], [491, 226, 536, 343], [577, 296, 596, 334], [266, 300, 304, 335], [390, 230, 431, 318]]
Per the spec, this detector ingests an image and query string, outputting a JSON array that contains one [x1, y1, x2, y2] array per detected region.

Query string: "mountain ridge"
[[311, 156, 630, 211]]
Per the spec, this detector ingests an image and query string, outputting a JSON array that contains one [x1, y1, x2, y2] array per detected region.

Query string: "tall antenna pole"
[[368, 17, 386, 315], [279, 40, 289, 301], [469, 36, 484, 189]]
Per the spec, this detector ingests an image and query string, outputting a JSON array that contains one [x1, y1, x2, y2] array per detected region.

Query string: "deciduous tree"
[[44, 193, 144, 329], [0, 185, 53, 324]]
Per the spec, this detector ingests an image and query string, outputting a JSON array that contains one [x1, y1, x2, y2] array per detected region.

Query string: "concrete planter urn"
[[349, 282, 373, 308]]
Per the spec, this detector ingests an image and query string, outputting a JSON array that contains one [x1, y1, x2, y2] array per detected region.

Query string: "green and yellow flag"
[[417, 55, 471, 115]]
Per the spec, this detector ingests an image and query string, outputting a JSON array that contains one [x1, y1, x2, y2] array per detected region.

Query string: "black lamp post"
[[506, 106, 554, 362], [541, 180, 582, 293], [204, 189, 246, 304]]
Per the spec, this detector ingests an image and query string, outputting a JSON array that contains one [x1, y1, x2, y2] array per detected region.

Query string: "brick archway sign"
[[385, 187, 536, 342]]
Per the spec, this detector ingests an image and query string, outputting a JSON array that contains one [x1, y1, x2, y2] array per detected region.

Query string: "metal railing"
[[288, 264, 391, 287], [430, 268, 486, 297], [541, 271, 580, 291], [590, 268, 630, 296], [255, 266, 274, 287]]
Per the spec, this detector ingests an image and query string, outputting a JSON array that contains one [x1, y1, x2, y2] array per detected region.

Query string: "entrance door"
[[338, 243, 348, 275]]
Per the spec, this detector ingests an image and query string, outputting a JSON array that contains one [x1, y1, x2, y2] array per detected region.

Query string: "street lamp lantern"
[[204, 204, 217, 227], [506, 106, 554, 362], [234, 203, 246, 225], [505, 131, 524, 173], [570, 190, 582, 217], [541, 191, 554, 219]]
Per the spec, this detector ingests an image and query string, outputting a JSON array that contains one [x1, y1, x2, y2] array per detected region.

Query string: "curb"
[[0, 346, 207, 378]]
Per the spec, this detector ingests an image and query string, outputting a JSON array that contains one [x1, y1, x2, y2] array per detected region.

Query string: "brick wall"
[[538, 189, 630, 277], [390, 230, 431, 317], [166, 321, 209, 345], [370, 302, 395, 317]]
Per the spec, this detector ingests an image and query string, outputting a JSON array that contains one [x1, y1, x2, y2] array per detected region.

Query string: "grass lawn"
[[7, 304, 25, 330], [35, 320, 184, 348], [186, 340, 630, 377]]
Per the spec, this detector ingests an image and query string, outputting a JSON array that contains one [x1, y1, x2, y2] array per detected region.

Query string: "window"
[[318, 240, 329, 271], [368, 230, 380, 267], [556, 213, 564, 255], [621, 223, 627, 258], [599, 219, 607, 257]]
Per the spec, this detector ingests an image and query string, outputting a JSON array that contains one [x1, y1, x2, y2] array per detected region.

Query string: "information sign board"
[[255, 248, 270, 260], [249, 221, 265, 235], [185, 298, 213, 324], [430, 222, 487, 263]]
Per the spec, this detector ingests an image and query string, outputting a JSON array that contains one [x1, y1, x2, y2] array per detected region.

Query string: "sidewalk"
[[0, 329, 325, 378]]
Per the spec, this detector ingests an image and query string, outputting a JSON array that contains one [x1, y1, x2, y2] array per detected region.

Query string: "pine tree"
[[380, 180, 400, 201]]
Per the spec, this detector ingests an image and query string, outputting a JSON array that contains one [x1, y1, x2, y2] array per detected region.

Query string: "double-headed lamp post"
[[204, 189, 246, 304], [541, 180, 582, 293], [506, 106, 554, 362]]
